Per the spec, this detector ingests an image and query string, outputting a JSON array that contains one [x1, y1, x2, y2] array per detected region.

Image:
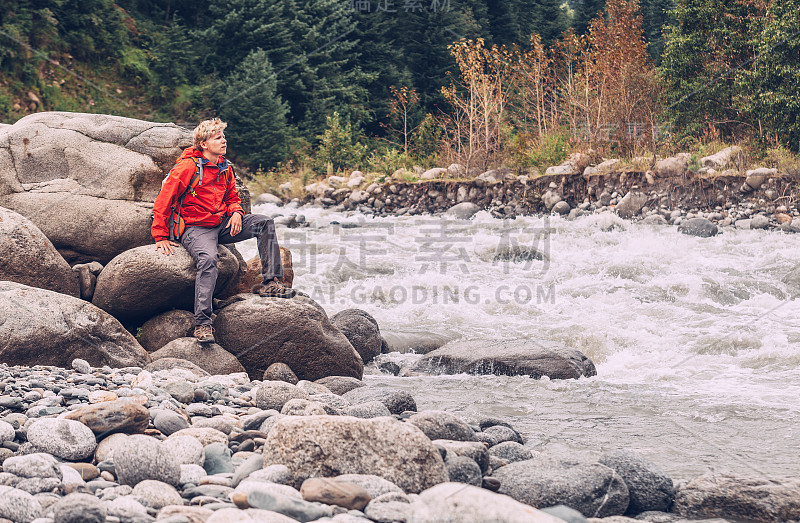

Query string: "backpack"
[[162, 157, 234, 241]]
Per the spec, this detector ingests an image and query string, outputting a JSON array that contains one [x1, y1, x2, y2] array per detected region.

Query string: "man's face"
[[201, 131, 227, 157]]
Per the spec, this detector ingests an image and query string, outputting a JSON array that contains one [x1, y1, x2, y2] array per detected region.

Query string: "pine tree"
[[217, 49, 290, 166], [573, 0, 605, 35]]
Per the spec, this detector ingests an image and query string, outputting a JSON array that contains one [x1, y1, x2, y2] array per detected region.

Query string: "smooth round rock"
[[114, 434, 181, 487], [94, 433, 130, 462], [407, 410, 477, 442], [0, 486, 43, 522], [254, 381, 309, 411], [27, 418, 97, 460], [71, 359, 92, 374], [52, 492, 106, 523], [263, 363, 299, 384], [489, 441, 534, 463], [153, 410, 190, 436], [161, 435, 205, 466], [203, 442, 234, 475], [64, 399, 150, 435], [132, 480, 183, 510], [300, 478, 371, 510], [3, 453, 62, 479]]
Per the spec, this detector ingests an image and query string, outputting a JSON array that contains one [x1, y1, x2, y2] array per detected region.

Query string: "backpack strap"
[[167, 158, 204, 241]]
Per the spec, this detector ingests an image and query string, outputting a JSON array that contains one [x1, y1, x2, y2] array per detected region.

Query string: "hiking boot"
[[194, 325, 215, 344], [255, 279, 296, 298]]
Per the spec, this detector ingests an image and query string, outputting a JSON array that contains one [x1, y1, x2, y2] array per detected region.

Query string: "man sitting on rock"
[[152, 118, 295, 344]]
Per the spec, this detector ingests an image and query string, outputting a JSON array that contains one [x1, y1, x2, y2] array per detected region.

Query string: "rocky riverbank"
[[272, 147, 800, 235], [2, 360, 799, 523]]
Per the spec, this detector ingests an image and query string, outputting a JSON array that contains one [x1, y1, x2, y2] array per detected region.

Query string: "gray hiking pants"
[[181, 213, 283, 326]]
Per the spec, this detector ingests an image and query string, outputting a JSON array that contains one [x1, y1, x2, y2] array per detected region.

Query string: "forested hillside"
[[1, 0, 798, 173]]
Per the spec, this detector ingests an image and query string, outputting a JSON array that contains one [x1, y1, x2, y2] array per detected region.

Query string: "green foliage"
[[216, 49, 290, 167], [367, 147, 414, 177], [410, 114, 443, 165], [314, 112, 367, 173], [739, 0, 800, 153], [509, 131, 570, 172]]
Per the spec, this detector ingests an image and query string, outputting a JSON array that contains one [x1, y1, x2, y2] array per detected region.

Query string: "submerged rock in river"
[[415, 339, 596, 379]]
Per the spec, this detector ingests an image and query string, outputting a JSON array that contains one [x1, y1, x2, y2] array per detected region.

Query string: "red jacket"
[[152, 147, 244, 242]]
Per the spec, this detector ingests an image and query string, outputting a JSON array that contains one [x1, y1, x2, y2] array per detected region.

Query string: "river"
[[240, 201, 800, 482]]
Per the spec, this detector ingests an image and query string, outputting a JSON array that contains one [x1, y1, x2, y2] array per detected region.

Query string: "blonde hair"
[[192, 118, 227, 149]]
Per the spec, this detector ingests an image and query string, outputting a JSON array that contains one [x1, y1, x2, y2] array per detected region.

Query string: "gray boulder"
[[408, 411, 477, 442], [654, 154, 688, 178], [446, 202, 480, 219], [255, 381, 310, 411], [493, 457, 629, 517], [416, 339, 596, 379], [51, 493, 106, 523], [0, 486, 43, 522], [265, 415, 448, 493], [136, 309, 194, 352], [615, 192, 648, 219], [314, 376, 366, 396], [673, 473, 800, 522], [150, 337, 246, 375], [701, 146, 743, 170], [0, 281, 150, 368], [0, 206, 79, 297], [598, 450, 674, 514], [214, 293, 363, 381], [114, 435, 181, 487], [342, 386, 416, 414], [330, 309, 383, 364], [678, 218, 719, 237], [92, 244, 240, 323]]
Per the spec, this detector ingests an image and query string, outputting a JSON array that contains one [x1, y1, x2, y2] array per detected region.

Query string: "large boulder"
[[214, 294, 363, 381], [615, 192, 648, 219], [654, 154, 689, 178], [678, 218, 718, 238], [136, 309, 195, 352], [673, 474, 800, 522], [219, 247, 294, 298], [92, 244, 240, 323], [264, 415, 448, 493], [0, 112, 250, 264], [150, 338, 246, 375], [0, 281, 150, 368], [330, 309, 383, 364], [598, 450, 674, 514], [416, 339, 596, 380], [0, 206, 79, 297], [493, 457, 629, 518]]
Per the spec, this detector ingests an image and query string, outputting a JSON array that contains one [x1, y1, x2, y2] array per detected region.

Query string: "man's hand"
[[226, 212, 243, 236], [155, 240, 180, 255]]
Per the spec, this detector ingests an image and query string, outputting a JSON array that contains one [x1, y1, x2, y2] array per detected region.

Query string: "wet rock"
[[493, 457, 629, 518], [750, 214, 769, 230], [0, 206, 80, 297], [0, 281, 150, 369], [314, 376, 365, 396], [214, 294, 363, 381], [408, 411, 477, 442], [408, 483, 562, 522], [92, 244, 240, 323], [330, 309, 383, 364], [136, 309, 194, 352], [64, 399, 149, 435], [255, 381, 310, 411], [673, 473, 800, 522], [446, 202, 480, 219], [114, 435, 181, 487], [445, 454, 482, 486], [150, 338, 246, 376], [27, 418, 97, 461], [599, 450, 674, 514], [263, 363, 299, 384], [265, 415, 447, 493], [678, 218, 718, 237], [203, 442, 234, 475], [341, 387, 416, 415], [417, 339, 596, 380], [300, 478, 370, 510]]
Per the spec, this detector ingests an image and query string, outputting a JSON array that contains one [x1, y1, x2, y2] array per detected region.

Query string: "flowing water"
[[240, 202, 800, 482]]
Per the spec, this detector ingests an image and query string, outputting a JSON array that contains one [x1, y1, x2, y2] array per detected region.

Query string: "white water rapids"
[[240, 202, 800, 481]]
